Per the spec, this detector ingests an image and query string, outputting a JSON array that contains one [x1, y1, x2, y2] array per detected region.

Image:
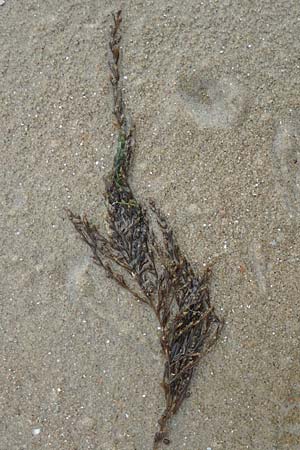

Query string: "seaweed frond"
[[67, 10, 223, 449]]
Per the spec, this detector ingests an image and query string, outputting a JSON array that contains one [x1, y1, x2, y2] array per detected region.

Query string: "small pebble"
[[0, 0, 5, 5], [32, 427, 41, 436]]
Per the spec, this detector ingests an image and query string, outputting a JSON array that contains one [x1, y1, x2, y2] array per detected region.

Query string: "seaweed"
[[67, 10, 223, 449]]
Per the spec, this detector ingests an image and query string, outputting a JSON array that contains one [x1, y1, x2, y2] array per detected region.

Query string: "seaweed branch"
[[67, 10, 223, 449]]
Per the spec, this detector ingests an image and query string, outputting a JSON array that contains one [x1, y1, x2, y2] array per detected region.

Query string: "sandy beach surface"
[[1, 1, 300, 449]]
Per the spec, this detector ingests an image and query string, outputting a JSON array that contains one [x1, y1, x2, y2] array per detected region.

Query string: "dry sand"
[[1, 1, 300, 449]]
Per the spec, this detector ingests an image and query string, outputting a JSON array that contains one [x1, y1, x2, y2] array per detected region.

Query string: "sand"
[[1, 1, 300, 449]]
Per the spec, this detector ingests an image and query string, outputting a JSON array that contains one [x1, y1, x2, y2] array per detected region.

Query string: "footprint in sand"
[[271, 112, 300, 217], [176, 72, 246, 128]]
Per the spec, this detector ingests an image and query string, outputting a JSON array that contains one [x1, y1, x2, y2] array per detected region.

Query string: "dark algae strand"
[[67, 10, 223, 449]]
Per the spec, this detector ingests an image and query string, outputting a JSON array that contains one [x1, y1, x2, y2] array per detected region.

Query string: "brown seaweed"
[[67, 10, 223, 449]]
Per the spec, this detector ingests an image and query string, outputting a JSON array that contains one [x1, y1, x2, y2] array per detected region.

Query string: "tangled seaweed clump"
[[67, 10, 223, 449]]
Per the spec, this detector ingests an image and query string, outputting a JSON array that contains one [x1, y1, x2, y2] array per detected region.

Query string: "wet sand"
[[1, 1, 300, 449]]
